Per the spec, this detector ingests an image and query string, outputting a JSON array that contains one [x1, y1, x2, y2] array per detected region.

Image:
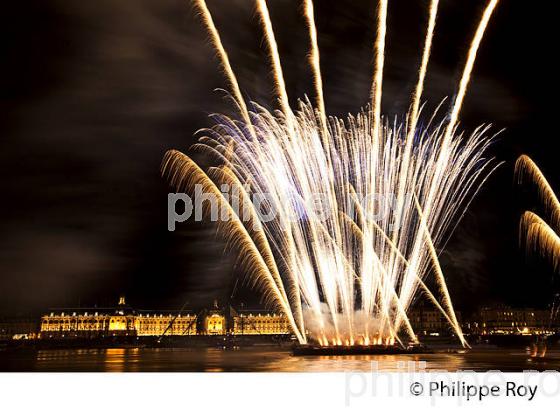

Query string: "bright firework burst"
[[162, 0, 501, 347]]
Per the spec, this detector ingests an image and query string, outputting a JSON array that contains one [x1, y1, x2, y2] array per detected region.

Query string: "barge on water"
[[292, 344, 432, 356]]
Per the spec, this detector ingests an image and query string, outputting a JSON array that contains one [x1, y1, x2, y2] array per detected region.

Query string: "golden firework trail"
[[516, 155, 560, 230], [255, 0, 292, 129], [163, 0, 501, 346], [162, 150, 306, 343], [444, 0, 499, 143], [521, 212, 560, 272], [412, 193, 467, 347], [192, 0, 252, 128], [407, 0, 439, 141], [303, 0, 326, 130], [517, 156, 560, 272], [371, 0, 388, 141]]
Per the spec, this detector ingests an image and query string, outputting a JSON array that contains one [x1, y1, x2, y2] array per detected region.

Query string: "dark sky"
[[1, 0, 556, 316]]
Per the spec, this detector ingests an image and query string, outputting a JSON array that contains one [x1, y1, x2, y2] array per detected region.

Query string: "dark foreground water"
[[1, 347, 560, 372]]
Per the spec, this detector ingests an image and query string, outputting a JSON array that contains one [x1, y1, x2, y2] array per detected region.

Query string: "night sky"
[[1, 0, 556, 316]]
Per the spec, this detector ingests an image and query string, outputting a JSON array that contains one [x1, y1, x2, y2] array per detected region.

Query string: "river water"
[[1, 347, 560, 372]]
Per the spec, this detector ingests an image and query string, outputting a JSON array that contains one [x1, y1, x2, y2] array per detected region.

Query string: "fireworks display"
[[162, 0, 501, 347], [517, 155, 560, 272]]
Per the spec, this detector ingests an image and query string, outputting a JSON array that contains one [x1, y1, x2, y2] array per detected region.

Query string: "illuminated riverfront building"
[[38, 297, 290, 339], [202, 302, 290, 335], [136, 313, 196, 336], [16, 300, 560, 341], [40, 297, 197, 338], [408, 305, 559, 337], [466, 306, 559, 335], [232, 309, 290, 335]]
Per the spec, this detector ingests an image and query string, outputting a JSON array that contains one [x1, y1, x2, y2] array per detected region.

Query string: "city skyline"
[[3, 294, 559, 343], [1, 0, 558, 320]]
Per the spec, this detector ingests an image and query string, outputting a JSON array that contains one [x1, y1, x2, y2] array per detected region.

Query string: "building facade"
[[0, 318, 39, 341], [135, 313, 196, 336], [40, 310, 126, 337], [407, 306, 462, 336], [38, 298, 294, 338], [466, 306, 557, 335], [232, 312, 290, 335], [40, 298, 197, 338], [204, 313, 225, 335]]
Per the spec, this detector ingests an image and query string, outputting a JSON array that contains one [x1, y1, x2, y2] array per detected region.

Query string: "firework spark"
[[163, 0, 501, 346]]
